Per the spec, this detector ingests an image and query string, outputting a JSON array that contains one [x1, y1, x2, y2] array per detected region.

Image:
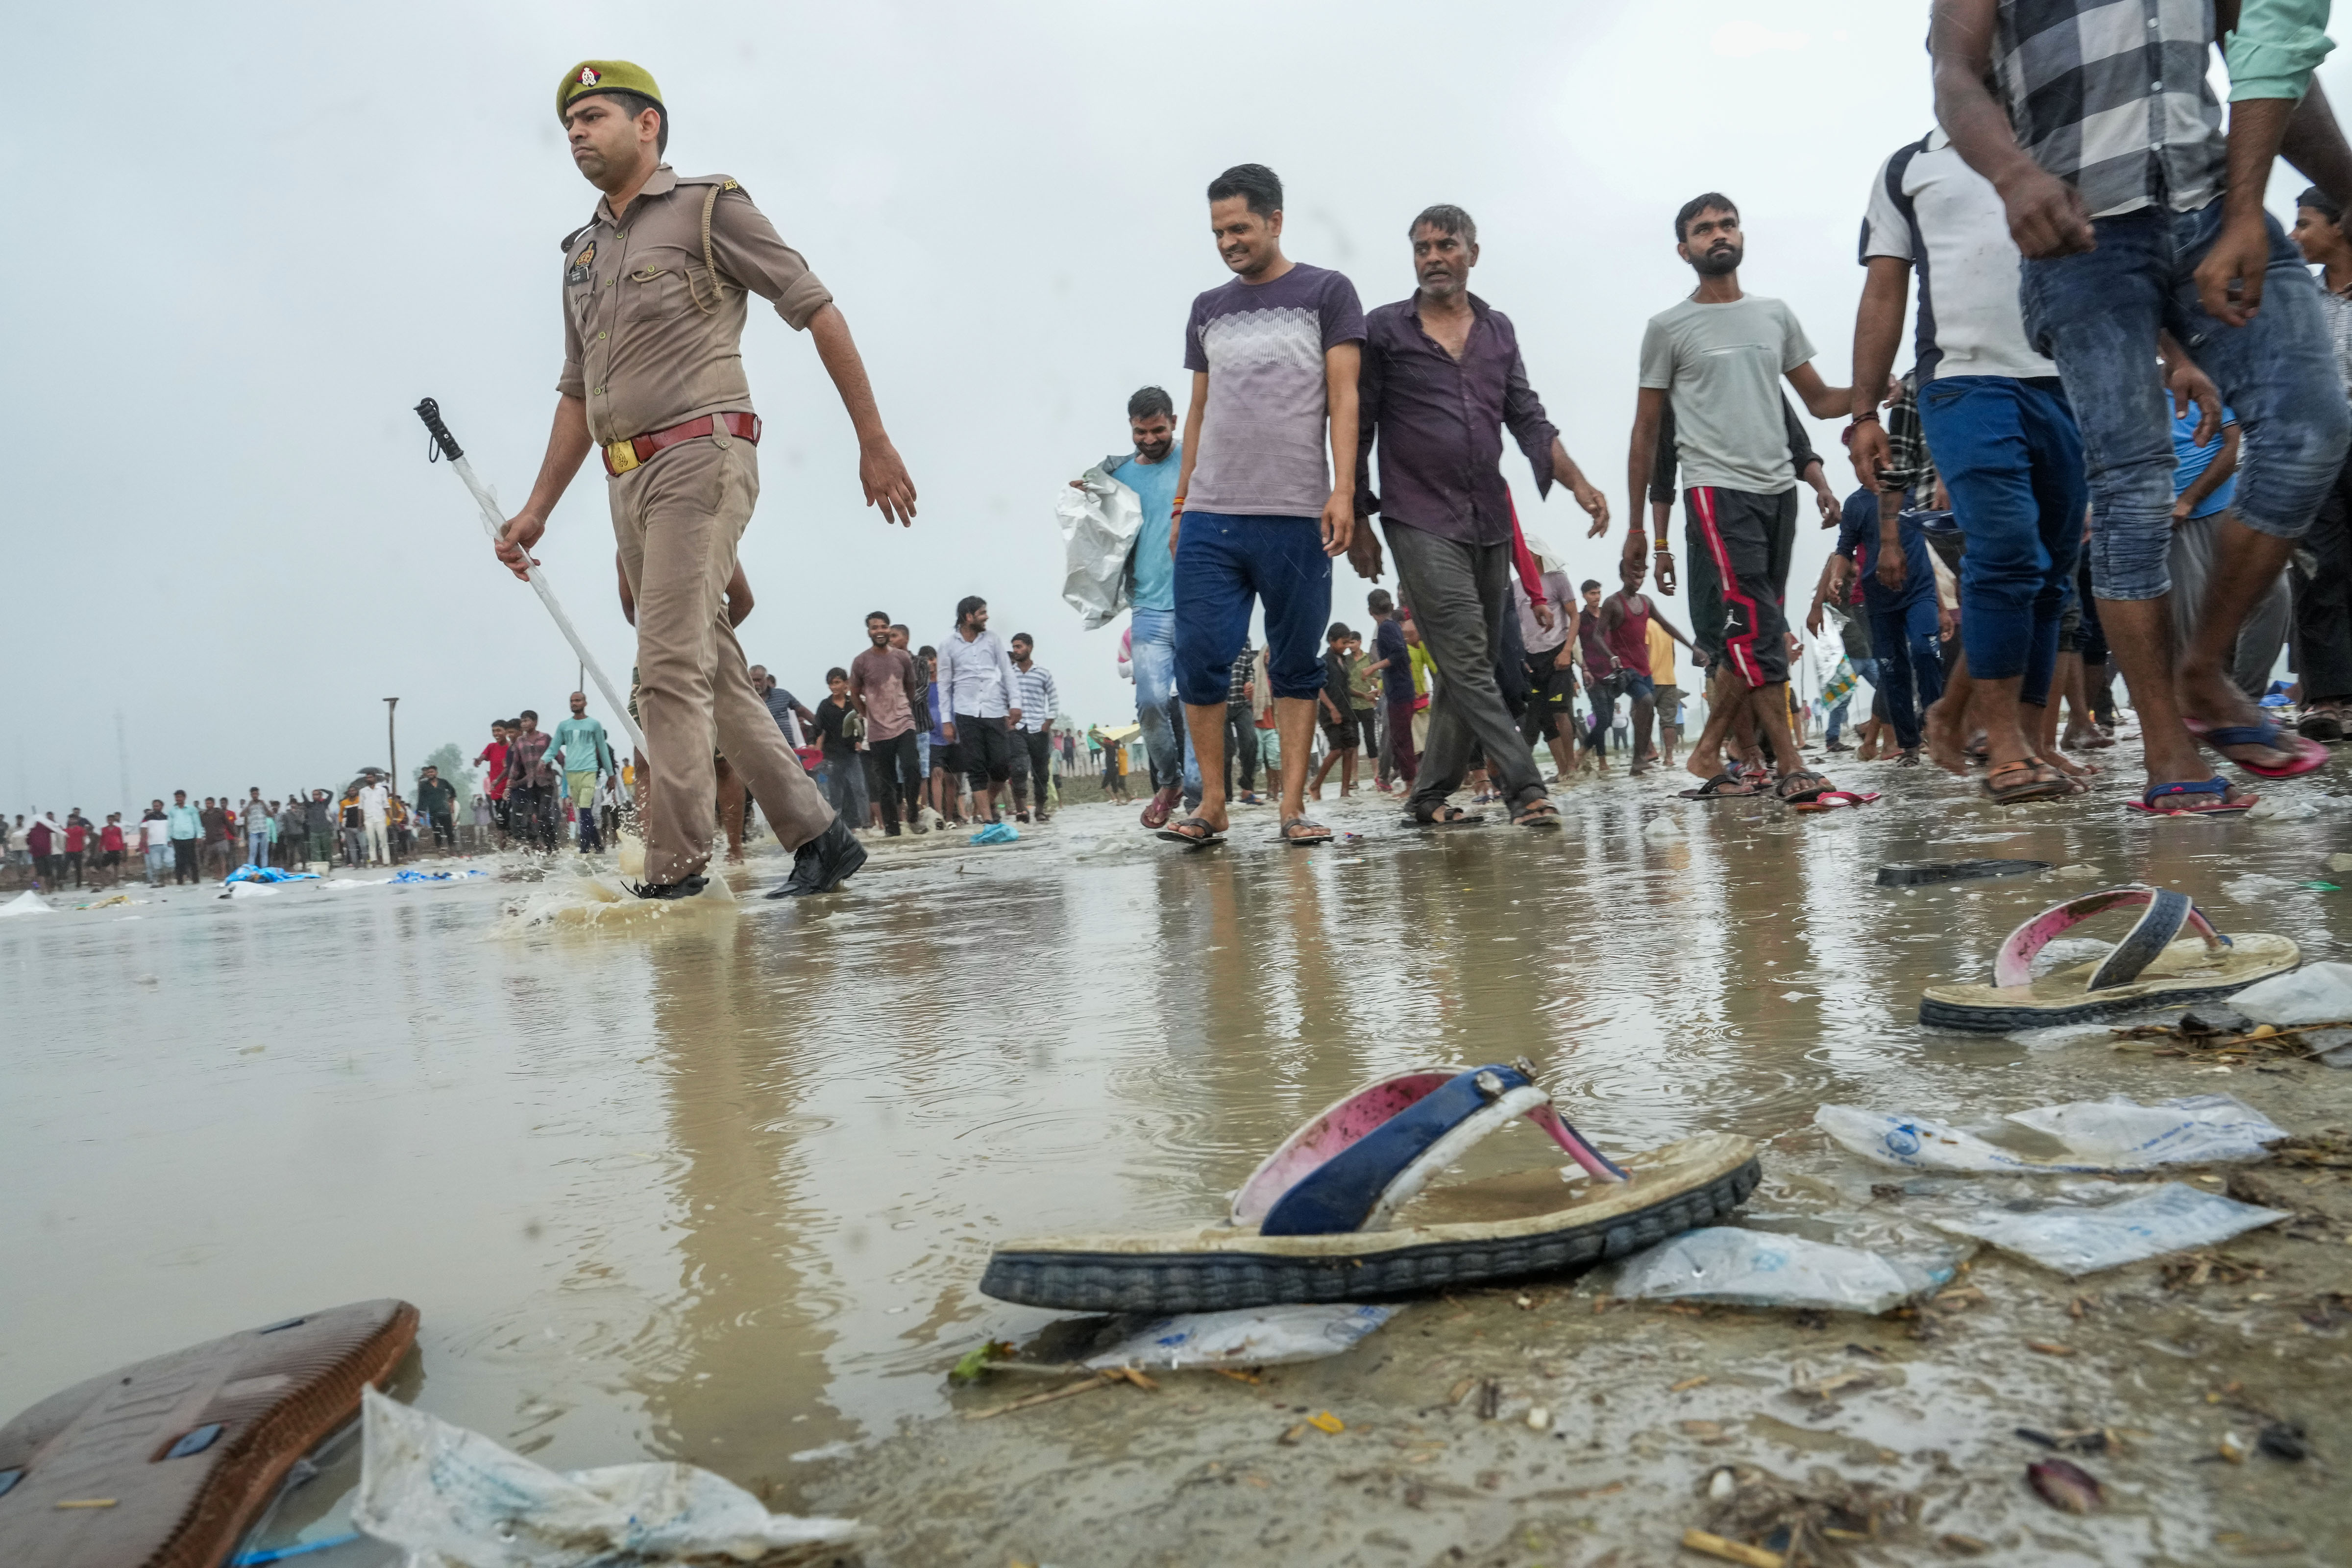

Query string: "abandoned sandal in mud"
[[1919, 885, 2300, 1032], [980, 1062, 1760, 1312]]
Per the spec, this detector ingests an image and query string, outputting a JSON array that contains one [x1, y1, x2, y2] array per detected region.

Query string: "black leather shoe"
[[626, 874, 709, 901], [766, 819, 866, 897]]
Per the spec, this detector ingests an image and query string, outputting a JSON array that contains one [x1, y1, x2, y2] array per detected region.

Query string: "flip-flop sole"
[[2123, 800, 2254, 817], [1876, 859, 2052, 887], [1155, 832, 1222, 849], [1918, 933, 2300, 1032], [1407, 814, 1487, 829], [980, 1135, 1758, 1313]]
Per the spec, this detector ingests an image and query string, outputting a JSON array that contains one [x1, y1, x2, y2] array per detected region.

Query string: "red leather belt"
[[602, 411, 762, 476]]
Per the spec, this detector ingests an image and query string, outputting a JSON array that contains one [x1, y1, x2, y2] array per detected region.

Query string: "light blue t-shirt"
[[1114, 441, 1182, 613], [2172, 407, 2238, 519]]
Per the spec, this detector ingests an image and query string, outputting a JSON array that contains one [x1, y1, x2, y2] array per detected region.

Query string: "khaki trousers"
[[609, 435, 834, 883]]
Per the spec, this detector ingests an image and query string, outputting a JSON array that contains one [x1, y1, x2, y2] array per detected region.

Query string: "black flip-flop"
[[1280, 817, 1333, 847], [1156, 815, 1223, 849], [1678, 772, 1756, 800], [1511, 799, 1562, 828], [1773, 769, 1835, 805], [1410, 804, 1486, 828]]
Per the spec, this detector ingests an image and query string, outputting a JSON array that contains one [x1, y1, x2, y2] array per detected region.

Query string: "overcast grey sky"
[[7, 2, 2339, 812]]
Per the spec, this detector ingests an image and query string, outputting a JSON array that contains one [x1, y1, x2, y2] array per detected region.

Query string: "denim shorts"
[[2020, 201, 2350, 600], [1172, 511, 1331, 707]]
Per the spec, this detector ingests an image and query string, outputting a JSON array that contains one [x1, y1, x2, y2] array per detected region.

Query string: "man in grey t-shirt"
[[1624, 192, 1851, 802]]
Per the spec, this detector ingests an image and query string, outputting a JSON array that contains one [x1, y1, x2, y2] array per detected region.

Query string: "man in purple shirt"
[[1351, 203, 1611, 827], [1165, 163, 1365, 848]]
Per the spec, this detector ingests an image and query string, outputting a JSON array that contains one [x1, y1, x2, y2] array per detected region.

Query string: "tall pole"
[[385, 697, 399, 793], [114, 710, 131, 816]]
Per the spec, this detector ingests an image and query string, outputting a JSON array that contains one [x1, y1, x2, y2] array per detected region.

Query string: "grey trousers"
[[2166, 513, 2292, 700], [1385, 520, 1544, 811]]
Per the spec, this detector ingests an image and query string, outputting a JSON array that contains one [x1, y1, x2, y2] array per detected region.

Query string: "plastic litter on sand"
[[970, 822, 1019, 846], [1814, 1095, 2287, 1174], [2229, 962, 2352, 1027], [352, 1389, 856, 1565], [1078, 1304, 1401, 1370], [1923, 1181, 2287, 1276], [1611, 1227, 1954, 1316]]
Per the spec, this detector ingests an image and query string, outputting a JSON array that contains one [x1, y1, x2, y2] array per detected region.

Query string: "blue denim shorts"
[[2020, 202, 2351, 600], [1172, 511, 1331, 707]]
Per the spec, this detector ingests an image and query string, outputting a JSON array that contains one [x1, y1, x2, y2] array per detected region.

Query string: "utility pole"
[[385, 697, 400, 792], [115, 710, 131, 816]]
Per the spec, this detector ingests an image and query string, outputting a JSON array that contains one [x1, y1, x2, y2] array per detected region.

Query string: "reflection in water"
[[2, 781, 2346, 1497]]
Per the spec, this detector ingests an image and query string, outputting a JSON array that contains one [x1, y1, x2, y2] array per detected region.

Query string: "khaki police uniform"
[[558, 162, 837, 884]]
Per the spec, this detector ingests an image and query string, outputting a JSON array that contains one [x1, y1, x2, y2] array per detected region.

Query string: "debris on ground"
[[1923, 1181, 2288, 1275], [351, 1389, 857, 1563], [1612, 1226, 1952, 1315], [2025, 1457, 2104, 1514], [1814, 1095, 2288, 1174], [1874, 858, 2050, 887], [1693, 1465, 1916, 1567], [1078, 1304, 1400, 1370]]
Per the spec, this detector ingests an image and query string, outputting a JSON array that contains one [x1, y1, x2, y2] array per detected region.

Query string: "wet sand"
[[4, 742, 2350, 1566]]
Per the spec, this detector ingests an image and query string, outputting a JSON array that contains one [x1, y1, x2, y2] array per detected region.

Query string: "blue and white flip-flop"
[[980, 1062, 1758, 1312]]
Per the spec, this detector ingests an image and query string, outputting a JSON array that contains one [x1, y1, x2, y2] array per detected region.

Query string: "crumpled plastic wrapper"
[[353, 1389, 856, 1567]]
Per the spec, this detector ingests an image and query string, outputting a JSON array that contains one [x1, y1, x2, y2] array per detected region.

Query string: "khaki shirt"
[[557, 166, 833, 445]]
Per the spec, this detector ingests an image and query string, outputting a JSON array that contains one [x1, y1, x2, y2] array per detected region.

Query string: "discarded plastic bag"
[[226, 881, 280, 900], [1079, 1303, 1401, 1370], [0, 890, 52, 917], [970, 822, 1018, 846], [226, 863, 320, 884], [352, 1389, 855, 1568], [1611, 1227, 1951, 1315], [1815, 1095, 2286, 1175], [2229, 961, 2352, 1028], [1926, 1182, 2287, 1275], [1057, 461, 1143, 629]]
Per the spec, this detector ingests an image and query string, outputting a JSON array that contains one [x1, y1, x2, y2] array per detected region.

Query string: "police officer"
[[497, 60, 917, 898]]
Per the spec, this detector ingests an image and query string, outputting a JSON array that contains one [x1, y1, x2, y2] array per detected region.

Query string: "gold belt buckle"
[[606, 439, 640, 475]]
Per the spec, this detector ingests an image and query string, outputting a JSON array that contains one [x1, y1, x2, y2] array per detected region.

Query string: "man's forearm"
[[1933, 0, 2043, 190], [1627, 421, 1661, 540], [2281, 80, 2352, 206], [2223, 96, 2298, 223], [1327, 374, 1359, 507], [1851, 260, 1910, 419], [808, 304, 890, 446], [520, 396, 594, 524]]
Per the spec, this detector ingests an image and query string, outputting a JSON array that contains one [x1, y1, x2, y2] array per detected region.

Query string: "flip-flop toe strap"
[[1245, 1065, 1629, 1237], [1991, 886, 2228, 991]]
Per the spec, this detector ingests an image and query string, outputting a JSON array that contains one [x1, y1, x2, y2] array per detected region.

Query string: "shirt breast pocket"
[[620, 248, 691, 323]]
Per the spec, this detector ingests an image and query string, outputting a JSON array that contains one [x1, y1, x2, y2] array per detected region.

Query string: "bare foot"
[[1923, 696, 1970, 776], [2045, 749, 2097, 778]]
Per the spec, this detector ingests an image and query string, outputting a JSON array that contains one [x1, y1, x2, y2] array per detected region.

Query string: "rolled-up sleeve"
[[558, 252, 587, 399], [2227, 0, 2334, 100], [711, 188, 835, 330], [1501, 343, 1560, 501]]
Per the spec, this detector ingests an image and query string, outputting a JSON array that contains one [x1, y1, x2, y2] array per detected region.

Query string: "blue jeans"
[[1171, 511, 1331, 706], [2020, 202, 2350, 600], [1868, 596, 1945, 751], [1916, 375, 2085, 692], [1128, 606, 1200, 804]]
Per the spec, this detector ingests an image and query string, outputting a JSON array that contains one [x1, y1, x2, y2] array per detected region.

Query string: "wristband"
[[1653, 537, 1672, 550], [1850, 410, 1881, 426]]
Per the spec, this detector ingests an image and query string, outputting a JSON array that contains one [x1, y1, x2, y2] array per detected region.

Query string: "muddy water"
[[3, 758, 2349, 1564]]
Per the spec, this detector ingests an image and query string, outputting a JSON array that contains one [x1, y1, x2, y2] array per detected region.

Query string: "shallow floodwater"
[[3, 760, 2346, 1559]]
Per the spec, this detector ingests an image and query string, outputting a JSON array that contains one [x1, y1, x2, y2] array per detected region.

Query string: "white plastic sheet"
[[1926, 1182, 2287, 1275], [0, 890, 52, 917], [353, 1389, 856, 1568], [1082, 1303, 1401, 1369], [1612, 1227, 1951, 1315], [1056, 462, 1142, 629], [1815, 1095, 2287, 1174], [2230, 961, 2352, 1027]]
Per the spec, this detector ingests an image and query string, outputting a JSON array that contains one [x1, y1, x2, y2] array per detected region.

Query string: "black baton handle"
[[414, 398, 464, 463]]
